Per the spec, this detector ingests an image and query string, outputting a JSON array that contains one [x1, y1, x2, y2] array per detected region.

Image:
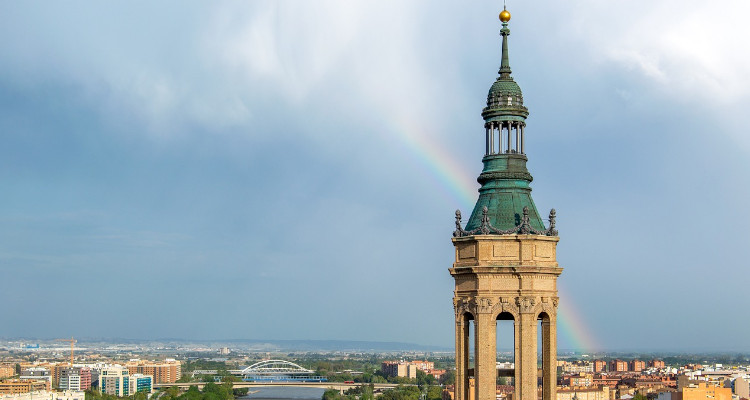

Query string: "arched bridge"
[[240, 360, 324, 382], [154, 382, 403, 392]]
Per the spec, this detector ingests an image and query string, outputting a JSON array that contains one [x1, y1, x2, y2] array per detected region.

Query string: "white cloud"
[[208, 2, 366, 103], [573, 1, 750, 103]]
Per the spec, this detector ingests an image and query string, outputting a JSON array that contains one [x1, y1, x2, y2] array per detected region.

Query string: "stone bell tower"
[[451, 7, 562, 400]]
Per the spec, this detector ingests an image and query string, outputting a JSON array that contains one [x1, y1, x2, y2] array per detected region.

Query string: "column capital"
[[517, 296, 537, 314], [476, 297, 495, 314]]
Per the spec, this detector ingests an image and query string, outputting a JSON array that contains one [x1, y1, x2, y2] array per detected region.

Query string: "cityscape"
[[1, 339, 750, 400], [2, 3, 749, 400]]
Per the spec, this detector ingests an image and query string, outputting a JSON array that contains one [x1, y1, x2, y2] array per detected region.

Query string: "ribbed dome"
[[486, 78, 525, 109], [489, 79, 523, 97]]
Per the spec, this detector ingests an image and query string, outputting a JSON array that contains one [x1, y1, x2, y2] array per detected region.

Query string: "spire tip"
[[499, 8, 511, 23]]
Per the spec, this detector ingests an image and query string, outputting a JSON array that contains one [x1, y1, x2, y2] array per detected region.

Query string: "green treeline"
[[310, 363, 453, 386], [160, 382, 236, 400], [85, 390, 148, 400], [181, 360, 237, 374], [322, 384, 444, 400], [85, 382, 244, 400]]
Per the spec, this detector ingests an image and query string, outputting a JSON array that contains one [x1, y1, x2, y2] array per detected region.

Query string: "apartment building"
[[125, 360, 181, 384]]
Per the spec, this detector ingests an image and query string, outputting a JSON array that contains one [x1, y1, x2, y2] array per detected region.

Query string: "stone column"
[[515, 301, 538, 400], [490, 123, 496, 155], [455, 314, 469, 400], [493, 122, 503, 153], [475, 307, 497, 400], [484, 124, 490, 156], [506, 121, 513, 153], [542, 314, 557, 400]]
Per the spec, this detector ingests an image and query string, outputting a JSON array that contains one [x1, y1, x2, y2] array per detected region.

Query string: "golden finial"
[[499, 6, 511, 23]]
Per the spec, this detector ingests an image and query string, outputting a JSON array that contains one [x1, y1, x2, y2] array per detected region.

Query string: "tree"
[[439, 370, 455, 386], [166, 386, 180, 399], [416, 371, 436, 388], [323, 389, 342, 400], [379, 386, 421, 400], [360, 384, 375, 400], [426, 386, 443, 400]]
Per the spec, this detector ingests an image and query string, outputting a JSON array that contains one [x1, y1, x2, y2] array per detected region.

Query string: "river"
[[240, 387, 326, 400]]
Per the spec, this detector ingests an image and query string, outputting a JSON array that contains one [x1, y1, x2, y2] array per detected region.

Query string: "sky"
[[1, 1, 749, 352]]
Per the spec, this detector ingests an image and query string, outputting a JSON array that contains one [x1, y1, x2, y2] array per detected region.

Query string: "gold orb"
[[499, 9, 511, 22]]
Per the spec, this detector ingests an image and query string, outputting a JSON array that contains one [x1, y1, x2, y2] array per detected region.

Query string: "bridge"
[[167, 360, 405, 392], [238, 360, 324, 382], [154, 381, 403, 392], [190, 360, 325, 382]]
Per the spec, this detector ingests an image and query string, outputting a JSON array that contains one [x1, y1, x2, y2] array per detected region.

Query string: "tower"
[[451, 7, 561, 400]]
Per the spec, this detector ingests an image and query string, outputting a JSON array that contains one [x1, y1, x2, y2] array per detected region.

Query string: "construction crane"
[[55, 337, 76, 366]]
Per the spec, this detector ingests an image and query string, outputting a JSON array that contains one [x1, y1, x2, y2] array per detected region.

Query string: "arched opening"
[[463, 312, 475, 400], [538, 312, 552, 400], [496, 312, 515, 391]]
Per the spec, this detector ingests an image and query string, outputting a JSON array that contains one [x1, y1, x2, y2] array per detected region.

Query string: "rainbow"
[[557, 285, 601, 352], [386, 115, 601, 353], [388, 115, 478, 209]]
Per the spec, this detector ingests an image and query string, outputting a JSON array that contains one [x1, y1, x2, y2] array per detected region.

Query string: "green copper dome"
[[488, 79, 523, 98], [457, 14, 553, 236], [483, 78, 528, 121]]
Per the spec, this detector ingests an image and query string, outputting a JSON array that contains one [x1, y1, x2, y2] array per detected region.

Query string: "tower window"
[[507, 96, 512, 106]]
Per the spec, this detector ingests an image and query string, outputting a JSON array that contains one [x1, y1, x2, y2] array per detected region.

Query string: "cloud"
[[2, 1, 750, 349], [565, 0, 750, 147]]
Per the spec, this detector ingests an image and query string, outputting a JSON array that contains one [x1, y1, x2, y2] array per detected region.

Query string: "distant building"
[[561, 362, 594, 374], [593, 376, 621, 388], [0, 390, 84, 400], [128, 374, 153, 395], [659, 383, 732, 400], [556, 386, 610, 400], [426, 369, 447, 380], [677, 376, 703, 391], [630, 360, 646, 373], [381, 361, 432, 379], [409, 361, 435, 371], [0, 380, 48, 395], [99, 366, 129, 396], [734, 376, 749, 399], [46, 365, 66, 387], [684, 382, 732, 400], [59, 368, 91, 392], [51, 391, 85, 400], [19, 368, 49, 383], [592, 361, 606, 373], [98, 366, 152, 397], [16, 364, 74, 388], [17, 368, 50, 391], [620, 377, 673, 394], [650, 360, 666, 369], [561, 374, 593, 387], [610, 360, 628, 372], [0, 367, 14, 380], [125, 360, 181, 384]]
